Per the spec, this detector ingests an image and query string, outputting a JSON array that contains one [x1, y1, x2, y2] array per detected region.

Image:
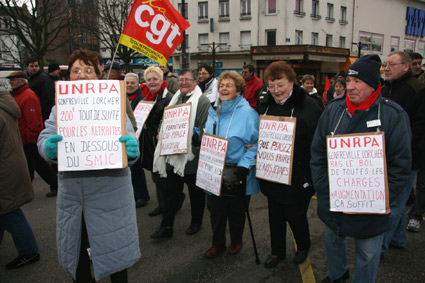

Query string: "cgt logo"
[[134, 4, 181, 48]]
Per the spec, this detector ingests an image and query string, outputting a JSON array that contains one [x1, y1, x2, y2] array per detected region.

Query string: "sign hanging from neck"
[[119, 0, 190, 66]]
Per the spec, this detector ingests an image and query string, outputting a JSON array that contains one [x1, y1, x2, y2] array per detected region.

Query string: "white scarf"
[[153, 85, 203, 177]]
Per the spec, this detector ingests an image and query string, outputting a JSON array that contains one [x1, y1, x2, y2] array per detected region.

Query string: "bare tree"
[[0, 0, 69, 65], [97, 0, 138, 72]]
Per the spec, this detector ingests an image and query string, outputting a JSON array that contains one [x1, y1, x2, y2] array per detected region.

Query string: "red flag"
[[119, 0, 190, 66], [323, 76, 331, 104]]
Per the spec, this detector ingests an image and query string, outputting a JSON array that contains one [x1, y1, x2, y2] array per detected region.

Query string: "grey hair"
[[125, 72, 139, 82]]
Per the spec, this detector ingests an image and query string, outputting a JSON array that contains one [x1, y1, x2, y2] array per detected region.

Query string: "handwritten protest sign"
[[327, 132, 389, 214], [133, 101, 155, 139], [160, 103, 191, 155], [256, 115, 296, 185], [196, 133, 228, 196], [56, 80, 127, 171]]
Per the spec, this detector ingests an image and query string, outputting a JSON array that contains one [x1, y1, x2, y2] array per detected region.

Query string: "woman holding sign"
[[202, 71, 259, 259], [37, 49, 140, 283], [257, 61, 322, 268]]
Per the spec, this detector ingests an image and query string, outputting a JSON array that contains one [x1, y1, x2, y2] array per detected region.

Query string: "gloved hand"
[[119, 135, 138, 159], [45, 134, 63, 160], [237, 166, 250, 183], [192, 127, 202, 147]]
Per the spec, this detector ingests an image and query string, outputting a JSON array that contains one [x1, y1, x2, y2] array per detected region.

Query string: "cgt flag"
[[119, 0, 190, 66]]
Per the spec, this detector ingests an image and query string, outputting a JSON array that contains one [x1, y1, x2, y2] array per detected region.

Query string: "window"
[[311, 0, 320, 19], [312, 32, 319, 45], [178, 3, 188, 19], [266, 30, 276, 46], [326, 34, 333, 47], [241, 0, 251, 16], [404, 39, 415, 53], [339, 36, 346, 48], [219, 0, 230, 18], [359, 32, 384, 54], [295, 0, 305, 16], [340, 6, 347, 24], [267, 0, 276, 14], [199, 34, 209, 51], [219, 33, 230, 51], [390, 36, 399, 52], [240, 31, 251, 49], [326, 3, 334, 22], [295, 30, 303, 44], [418, 41, 425, 57], [198, 2, 208, 19]]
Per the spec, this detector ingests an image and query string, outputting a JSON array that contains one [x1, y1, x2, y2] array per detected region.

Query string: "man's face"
[[346, 76, 375, 106], [197, 68, 211, 83], [384, 54, 410, 82], [105, 69, 119, 79], [27, 61, 39, 76], [159, 64, 169, 74], [8, 78, 26, 89], [178, 72, 197, 95], [241, 68, 253, 80], [411, 58, 423, 76]]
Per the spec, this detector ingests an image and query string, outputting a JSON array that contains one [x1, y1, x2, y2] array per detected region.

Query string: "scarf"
[[153, 85, 203, 177], [346, 84, 381, 115], [198, 77, 213, 92], [141, 81, 168, 101]]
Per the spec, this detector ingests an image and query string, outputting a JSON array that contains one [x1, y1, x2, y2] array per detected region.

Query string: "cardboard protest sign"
[[196, 133, 228, 196], [160, 103, 191, 155], [256, 115, 296, 185], [133, 101, 155, 139], [56, 80, 127, 171], [119, 0, 190, 66], [327, 132, 389, 214]]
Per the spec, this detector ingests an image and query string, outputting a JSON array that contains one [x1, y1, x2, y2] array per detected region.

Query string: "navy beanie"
[[346, 54, 382, 89]]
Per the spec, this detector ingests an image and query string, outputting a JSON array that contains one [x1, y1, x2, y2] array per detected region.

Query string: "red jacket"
[[12, 84, 44, 145], [244, 75, 264, 109]]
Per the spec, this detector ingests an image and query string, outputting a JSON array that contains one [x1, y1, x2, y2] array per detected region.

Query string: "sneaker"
[[407, 218, 420, 232], [5, 253, 40, 269]]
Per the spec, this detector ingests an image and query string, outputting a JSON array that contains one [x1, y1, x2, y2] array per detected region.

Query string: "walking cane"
[[242, 179, 261, 265]]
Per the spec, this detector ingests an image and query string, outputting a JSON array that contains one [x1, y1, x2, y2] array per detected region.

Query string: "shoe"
[[264, 255, 285, 268], [407, 218, 420, 232], [176, 192, 186, 212], [135, 199, 148, 208], [150, 227, 173, 239], [228, 242, 242, 255], [45, 190, 57, 197], [293, 250, 308, 264], [321, 270, 350, 283], [148, 207, 162, 216], [204, 246, 226, 259], [186, 223, 201, 235], [5, 253, 40, 269]]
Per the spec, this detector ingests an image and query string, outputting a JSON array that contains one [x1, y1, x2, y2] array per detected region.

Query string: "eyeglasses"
[[268, 84, 286, 91], [71, 68, 95, 75], [382, 62, 405, 68], [178, 78, 195, 82], [219, 83, 235, 88]]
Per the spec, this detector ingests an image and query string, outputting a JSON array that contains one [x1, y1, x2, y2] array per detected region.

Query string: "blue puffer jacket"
[[310, 95, 412, 238], [204, 94, 259, 195]]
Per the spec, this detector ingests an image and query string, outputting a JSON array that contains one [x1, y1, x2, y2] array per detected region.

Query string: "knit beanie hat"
[[346, 54, 382, 89]]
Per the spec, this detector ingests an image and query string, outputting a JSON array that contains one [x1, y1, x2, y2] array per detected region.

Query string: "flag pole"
[[107, 42, 121, 79]]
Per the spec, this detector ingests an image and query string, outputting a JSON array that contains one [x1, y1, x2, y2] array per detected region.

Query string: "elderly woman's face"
[[268, 77, 294, 103], [126, 77, 139, 94], [146, 72, 163, 94], [219, 78, 239, 101], [69, 60, 98, 81]]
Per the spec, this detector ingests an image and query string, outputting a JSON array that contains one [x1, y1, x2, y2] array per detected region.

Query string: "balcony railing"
[[294, 10, 306, 16], [310, 14, 321, 20]]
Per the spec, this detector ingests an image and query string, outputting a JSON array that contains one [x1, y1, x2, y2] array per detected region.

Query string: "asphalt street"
[[1, 172, 424, 283]]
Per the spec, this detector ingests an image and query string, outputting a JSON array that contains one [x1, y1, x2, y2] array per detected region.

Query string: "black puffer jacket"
[[28, 69, 55, 122], [257, 84, 322, 204]]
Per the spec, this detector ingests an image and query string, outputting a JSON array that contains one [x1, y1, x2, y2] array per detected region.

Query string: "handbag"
[[221, 164, 246, 196]]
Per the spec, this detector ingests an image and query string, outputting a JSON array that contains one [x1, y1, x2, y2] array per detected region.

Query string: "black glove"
[[237, 167, 250, 183]]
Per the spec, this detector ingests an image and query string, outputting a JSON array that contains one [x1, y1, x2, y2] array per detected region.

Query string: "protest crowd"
[[1, 4, 425, 283]]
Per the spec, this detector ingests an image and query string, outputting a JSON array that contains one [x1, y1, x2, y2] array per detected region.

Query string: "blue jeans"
[[0, 208, 38, 256], [324, 226, 383, 283], [382, 170, 418, 254], [130, 163, 150, 201]]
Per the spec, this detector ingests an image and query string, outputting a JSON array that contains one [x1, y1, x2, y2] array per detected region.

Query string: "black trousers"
[[23, 143, 58, 191], [75, 216, 128, 283], [160, 171, 205, 228], [207, 194, 251, 247], [151, 172, 166, 209], [267, 197, 311, 258]]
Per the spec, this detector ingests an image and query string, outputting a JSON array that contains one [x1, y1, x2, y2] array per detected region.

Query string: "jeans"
[[409, 168, 425, 221], [382, 170, 418, 254], [324, 226, 383, 283], [0, 208, 38, 256], [130, 163, 149, 201]]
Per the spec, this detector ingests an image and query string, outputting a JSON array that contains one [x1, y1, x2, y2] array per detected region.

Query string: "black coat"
[[28, 70, 55, 122], [257, 84, 322, 204]]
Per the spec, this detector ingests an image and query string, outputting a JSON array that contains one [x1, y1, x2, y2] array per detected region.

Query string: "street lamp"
[[200, 41, 227, 76]]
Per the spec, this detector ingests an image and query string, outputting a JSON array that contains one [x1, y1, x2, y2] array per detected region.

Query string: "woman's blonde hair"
[[144, 66, 163, 81]]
